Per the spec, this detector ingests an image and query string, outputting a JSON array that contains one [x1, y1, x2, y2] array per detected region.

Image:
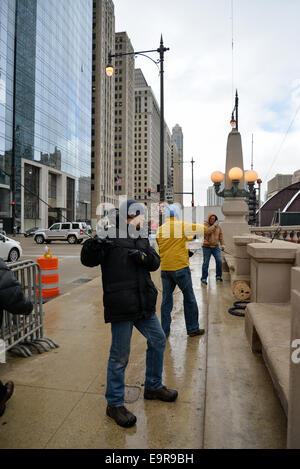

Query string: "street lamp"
[[106, 36, 169, 210], [211, 167, 258, 198]]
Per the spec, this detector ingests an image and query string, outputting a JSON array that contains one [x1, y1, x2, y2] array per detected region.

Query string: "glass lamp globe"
[[245, 170, 258, 183], [228, 167, 243, 181], [105, 65, 114, 77], [211, 171, 224, 183]]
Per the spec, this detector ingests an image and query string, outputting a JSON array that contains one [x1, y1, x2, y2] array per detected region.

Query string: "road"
[[16, 235, 100, 297]]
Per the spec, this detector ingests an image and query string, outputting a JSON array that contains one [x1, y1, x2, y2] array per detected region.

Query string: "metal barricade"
[[0, 260, 58, 358]]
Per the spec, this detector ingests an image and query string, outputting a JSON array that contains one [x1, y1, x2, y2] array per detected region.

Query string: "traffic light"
[[191, 200, 194, 207], [248, 190, 257, 225], [147, 188, 151, 198]]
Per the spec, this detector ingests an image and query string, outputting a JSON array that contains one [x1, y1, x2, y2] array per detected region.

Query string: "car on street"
[[24, 227, 40, 237], [34, 222, 90, 244], [0, 233, 22, 262]]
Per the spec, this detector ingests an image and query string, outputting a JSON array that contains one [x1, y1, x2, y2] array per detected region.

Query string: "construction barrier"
[[37, 255, 59, 300], [0, 260, 58, 358]]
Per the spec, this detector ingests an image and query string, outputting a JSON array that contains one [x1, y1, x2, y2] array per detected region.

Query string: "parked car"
[[0, 234, 22, 262], [0, 230, 6, 236], [34, 222, 90, 244], [24, 227, 40, 237]]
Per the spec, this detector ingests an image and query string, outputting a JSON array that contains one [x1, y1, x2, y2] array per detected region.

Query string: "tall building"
[[171, 124, 184, 206], [91, 0, 115, 227], [0, 0, 92, 232], [114, 32, 135, 199], [134, 68, 170, 209], [267, 173, 293, 199], [207, 184, 224, 207]]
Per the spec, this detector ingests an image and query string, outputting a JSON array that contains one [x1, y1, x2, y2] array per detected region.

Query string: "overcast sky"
[[113, 0, 300, 206]]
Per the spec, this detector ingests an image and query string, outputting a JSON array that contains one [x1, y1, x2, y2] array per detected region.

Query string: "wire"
[[264, 101, 300, 181]]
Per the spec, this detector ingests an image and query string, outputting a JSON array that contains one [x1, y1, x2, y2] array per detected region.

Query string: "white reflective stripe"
[[41, 283, 59, 289], [41, 270, 58, 275]]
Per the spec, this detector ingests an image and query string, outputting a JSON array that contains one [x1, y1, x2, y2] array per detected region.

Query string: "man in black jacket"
[[81, 200, 178, 428], [0, 258, 33, 416]]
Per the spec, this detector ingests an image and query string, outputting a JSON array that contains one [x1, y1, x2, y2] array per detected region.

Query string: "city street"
[[16, 235, 100, 297]]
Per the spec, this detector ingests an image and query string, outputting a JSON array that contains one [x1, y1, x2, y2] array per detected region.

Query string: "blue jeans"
[[161, 267, 199, 336], [105, 313, 166, 406], [201, 246, 222, 281]]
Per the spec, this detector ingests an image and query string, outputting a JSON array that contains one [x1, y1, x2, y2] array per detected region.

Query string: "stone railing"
[[244, 240, 300, 448], [250, 226, 300, 243]]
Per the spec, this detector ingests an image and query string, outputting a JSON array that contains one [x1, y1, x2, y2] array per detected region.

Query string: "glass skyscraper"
[[0, 0, 92, 232]]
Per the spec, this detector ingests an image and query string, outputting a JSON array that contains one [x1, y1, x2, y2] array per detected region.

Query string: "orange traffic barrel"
[[37, 256, 59, 299]]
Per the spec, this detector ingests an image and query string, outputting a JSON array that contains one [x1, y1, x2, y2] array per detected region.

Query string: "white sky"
[[113, 0, 300, 205]]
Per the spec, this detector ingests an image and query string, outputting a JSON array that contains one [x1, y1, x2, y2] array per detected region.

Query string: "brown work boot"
[[0, 381, 14, 409], [188, 329, 205, 337], [106, 405, 137, 428], [144, 386, 178, 402]]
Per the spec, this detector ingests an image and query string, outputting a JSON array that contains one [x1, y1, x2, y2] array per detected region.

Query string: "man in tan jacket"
[[201, 211, 225, 285]]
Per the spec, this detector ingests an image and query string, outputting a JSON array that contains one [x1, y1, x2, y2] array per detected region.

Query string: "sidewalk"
[[0, 251, 287, 448], [0, 254, 207, 449]]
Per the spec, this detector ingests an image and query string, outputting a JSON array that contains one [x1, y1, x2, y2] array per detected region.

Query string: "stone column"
[[221, 129, 249, 255]]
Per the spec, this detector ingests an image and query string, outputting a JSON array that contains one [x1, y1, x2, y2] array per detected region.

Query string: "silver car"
[[34, 222, 90, 245]]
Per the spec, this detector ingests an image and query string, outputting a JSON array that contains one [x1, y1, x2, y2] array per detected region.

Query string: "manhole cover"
[[72, 278, 92, 285], [124, 385, 141, 403]]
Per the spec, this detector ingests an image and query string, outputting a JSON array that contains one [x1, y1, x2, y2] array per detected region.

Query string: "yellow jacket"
[[156, 217, 206, 271]]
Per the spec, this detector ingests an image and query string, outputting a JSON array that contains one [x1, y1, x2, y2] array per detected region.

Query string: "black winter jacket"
[[81, 228, 160, 323], [0, 259, 33, 327]]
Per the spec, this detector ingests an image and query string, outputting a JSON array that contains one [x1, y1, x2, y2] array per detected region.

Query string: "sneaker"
[[144, 386, 178, 402], [0, 381, 14, 409], [188, 329, 205, 337], [216, 277, 223, 282], [106, 405, 137, 428], [201, 280, 207, 286]]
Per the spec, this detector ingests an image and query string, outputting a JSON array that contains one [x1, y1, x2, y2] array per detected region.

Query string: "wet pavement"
[[0, 246, 287, 448]]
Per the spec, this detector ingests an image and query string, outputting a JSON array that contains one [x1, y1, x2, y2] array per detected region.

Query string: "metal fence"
[[0, 260, 58, 357]]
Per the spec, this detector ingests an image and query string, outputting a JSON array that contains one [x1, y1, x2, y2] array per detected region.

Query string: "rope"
[[228, 300, 250, 317]]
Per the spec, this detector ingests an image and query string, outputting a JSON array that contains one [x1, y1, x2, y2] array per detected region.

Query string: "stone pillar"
[[287, 265, 300, 448], [247, 242, 297, 303], [221, 129, 249, 255]]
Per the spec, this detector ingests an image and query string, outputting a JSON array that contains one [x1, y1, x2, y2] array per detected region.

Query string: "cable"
[[264, 101, 300, 181]]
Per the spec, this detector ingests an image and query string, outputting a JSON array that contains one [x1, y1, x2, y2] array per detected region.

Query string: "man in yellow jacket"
[[156, 205, 206, 338]]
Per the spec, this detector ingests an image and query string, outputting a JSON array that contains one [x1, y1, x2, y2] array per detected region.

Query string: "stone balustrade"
[[250, 225, 300, 243]]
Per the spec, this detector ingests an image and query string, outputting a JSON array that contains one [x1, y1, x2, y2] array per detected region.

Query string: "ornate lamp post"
[[106, 36, 169, 210], [211, 167, 258, 199]]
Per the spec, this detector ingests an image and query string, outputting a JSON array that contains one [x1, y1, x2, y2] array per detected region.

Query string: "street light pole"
[[191, 157, 195, 207], [106, 36, 169, 215]]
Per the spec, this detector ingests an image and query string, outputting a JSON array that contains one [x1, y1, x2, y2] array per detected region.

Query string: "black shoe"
[[216, 277, 223, 282], [201, 280, 207, 286], [188, 329, 205, 337], [0, 381, 14, 409], [0, 405, 6, 418], [106, 405, 137, 428], [144, 386, 178, 402]]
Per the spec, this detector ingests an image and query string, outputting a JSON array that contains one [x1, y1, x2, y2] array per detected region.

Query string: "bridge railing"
[[250, 225, 300, 243]]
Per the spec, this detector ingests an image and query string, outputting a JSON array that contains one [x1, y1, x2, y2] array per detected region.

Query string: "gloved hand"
[[214, 220, 219, 227], [221, 245, 225, 251], [128, 249, 148, 265]]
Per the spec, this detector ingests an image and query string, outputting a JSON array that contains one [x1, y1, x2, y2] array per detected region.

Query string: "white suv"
[[0, 234, 23, 262], [34, 222, 89, 245]]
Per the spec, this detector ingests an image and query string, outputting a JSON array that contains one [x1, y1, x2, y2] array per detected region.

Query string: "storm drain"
[[71, 278, 93, 286], [124, 385, 141, 403]]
